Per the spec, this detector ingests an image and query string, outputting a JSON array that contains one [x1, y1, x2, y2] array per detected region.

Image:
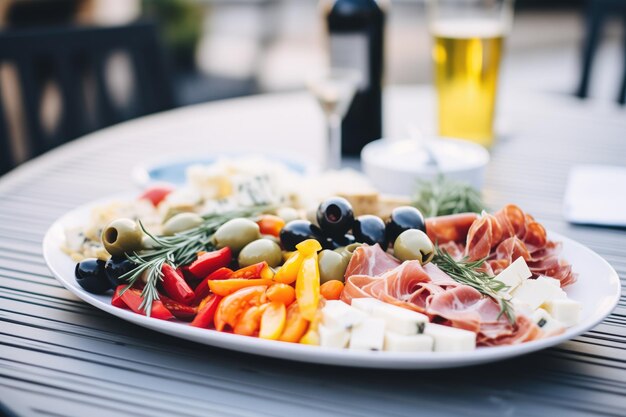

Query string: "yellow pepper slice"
[[296, 239, 322, 256], [274, 251, 303, 284], [259, 301, 287, 340], [296, 251, 320, 321]]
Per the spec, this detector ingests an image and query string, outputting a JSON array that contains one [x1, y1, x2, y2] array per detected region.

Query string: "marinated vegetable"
[[318, 250, 349, 283], [393, 229, 434, 264], [214, 218, 261, 252]]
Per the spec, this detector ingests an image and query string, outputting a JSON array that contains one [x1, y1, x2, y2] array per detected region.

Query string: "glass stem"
[[327, 114, 342, 170]]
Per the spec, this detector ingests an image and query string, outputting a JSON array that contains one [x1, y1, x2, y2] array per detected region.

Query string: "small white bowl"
[[361, 137, 490, 196]]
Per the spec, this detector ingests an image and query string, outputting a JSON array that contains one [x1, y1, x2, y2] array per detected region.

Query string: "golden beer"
[[432, 21, 504, 147]]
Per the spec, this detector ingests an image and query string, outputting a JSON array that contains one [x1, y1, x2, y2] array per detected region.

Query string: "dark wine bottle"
[[324, 0, 385, 156]]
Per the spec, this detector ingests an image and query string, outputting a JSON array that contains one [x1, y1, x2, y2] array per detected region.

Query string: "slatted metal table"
[[1, 86, 625, 417]]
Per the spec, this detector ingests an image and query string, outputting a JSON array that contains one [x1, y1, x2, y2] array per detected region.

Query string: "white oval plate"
[[43, 199, 621, 369]]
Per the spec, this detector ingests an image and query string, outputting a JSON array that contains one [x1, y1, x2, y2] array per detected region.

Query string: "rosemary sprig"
[[413, 175, 485, 218], [432, 245, 515, 324], [119, 205, 270, 316]]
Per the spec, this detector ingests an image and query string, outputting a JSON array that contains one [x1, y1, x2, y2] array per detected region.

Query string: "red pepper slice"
[[138, 185, 174, 207], [229, 261, 273, 279], [119, 288, 174, 320], [187, 247, 232, 279], [161, 263, 194, 304], [111, 285, 126, 308], [159, 294, 198, 321], [192, 267, 233, 306], [190, 294, 222, 328]]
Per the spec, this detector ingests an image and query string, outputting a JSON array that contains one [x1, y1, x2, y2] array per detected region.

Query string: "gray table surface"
[[0, 86, 625, 417]]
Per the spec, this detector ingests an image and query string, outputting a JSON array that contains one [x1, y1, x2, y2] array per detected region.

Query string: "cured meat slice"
[[426, 213, 479, 244], [344, 244, 400, 279]]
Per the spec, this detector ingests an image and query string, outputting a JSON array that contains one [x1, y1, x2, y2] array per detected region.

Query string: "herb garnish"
[[413, 175, 485, 218], [119, 206, 269, 316], [432, 245, 515, 324]]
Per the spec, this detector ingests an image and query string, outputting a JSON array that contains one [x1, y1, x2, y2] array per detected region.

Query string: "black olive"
[[280, 220, 325, 251], [316, 197, 355, 237], [325, 233, 356, 250], [75, 258, 111, 294], [385, 206, 426, 247], [352, 215, 386, 247], [105, 256, 135, 288]]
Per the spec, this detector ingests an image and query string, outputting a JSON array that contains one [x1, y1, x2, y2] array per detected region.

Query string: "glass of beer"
[[428, 0, 513, 147]]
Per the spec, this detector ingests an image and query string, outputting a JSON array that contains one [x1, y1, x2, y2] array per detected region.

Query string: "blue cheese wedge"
[[349, 318, 386, 351], [495, 257, 532, 294], [512, 278, 567, 310], [423, 323, 476, 352], [351, 297, 385, 315], [384, 332, 434, 352], [532, 308, 564, 334], [321, 300, 367, 330], [318, 324, 350, 348], [542, 299, 581, 327], [370, 303, 428, 335]]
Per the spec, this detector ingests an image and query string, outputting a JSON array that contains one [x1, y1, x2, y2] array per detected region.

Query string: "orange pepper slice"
[[266, 283, 296, 305], [233, 305, 263, 336], [320, 280, 344, 300], [209, 278, 275, 296], [214, 285, 268, 331], [274, 251, 303, 284], [279, 302, 309, 343], [257, 215, 286, 237], [259, 301, 287, 340]]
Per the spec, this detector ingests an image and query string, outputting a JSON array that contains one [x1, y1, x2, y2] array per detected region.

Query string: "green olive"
[[393, 229, 434, 265], [334, 242, 363, 261], [214, 218, 261, 252], [102, 218, 143, 257], [276, 207, 300, 223], [318, 249, 350, 284], [162, 212, 203, 236], [238, 239, 282, 268], [261, 234, 281, 245], [142, 235, 159, 250]]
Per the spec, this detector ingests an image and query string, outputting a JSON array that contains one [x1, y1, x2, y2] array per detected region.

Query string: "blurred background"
[[0, 0, 623, 172]]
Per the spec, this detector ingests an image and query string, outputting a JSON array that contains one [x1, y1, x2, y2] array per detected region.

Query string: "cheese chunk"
[[371, 303, 428, 335], [321, 300, 367, 330], [512, 278, 567, 310], [351, 297, 385, 315], [423, 323, 476, 352], [384, 332, 434, 352], [536, 275, 561, 288], [532, 308, 564, 334], [319, 324, 350, 348], [495, 257, 532, 294], [349, 318, 385, 351], [543, 299, 581, 327]]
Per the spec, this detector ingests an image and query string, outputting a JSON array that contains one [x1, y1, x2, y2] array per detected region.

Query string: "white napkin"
[[563, 165, 626, 227]]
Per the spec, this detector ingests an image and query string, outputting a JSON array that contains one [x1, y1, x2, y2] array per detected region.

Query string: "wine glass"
[[307, 68, 361, 170]]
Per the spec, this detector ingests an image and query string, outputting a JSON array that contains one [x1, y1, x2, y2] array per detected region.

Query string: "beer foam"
[[431, 19, 506, 38]]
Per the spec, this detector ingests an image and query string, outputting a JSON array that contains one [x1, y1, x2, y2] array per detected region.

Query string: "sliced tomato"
[[161, 263, 194, 304], [111, 285, 127, 308], [159, 294, 197, 320], [214, 285, 268, 331], [229, 261, 274, 279], [209, 278, 275, 297]]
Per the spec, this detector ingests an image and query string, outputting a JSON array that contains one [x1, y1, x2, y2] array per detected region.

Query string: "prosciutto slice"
[[462, 205, 576, 287], [344, 244, 400, 279], [342, 259, 543, 345]]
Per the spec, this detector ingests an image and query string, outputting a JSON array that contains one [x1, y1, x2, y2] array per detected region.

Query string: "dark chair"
[[576, 0, 626, 104], [0, 22, 175, 174]]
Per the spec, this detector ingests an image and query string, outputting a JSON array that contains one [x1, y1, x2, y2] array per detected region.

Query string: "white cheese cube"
[[321, 300, 367, 330], [351, 297, 385, 315], [536, 275, 561, 288], [512, 278, 567, 310], [318, 324, 350, 348], [371, 303, 428, 335], [543, 299, 581, 327], [532, 308, 564, 334], [423, 323, 476, 352], [495, 257, 532, 294], [384, 332, 434, 352], [349, 318, 386, 351]]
